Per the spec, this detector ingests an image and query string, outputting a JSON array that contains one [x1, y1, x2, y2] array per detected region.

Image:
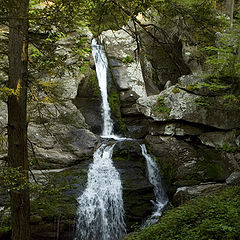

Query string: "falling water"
[[75, 39, 168, 240], [141, 144, 168, 225], [74, 144, 126, 240], [74, 40, 126, 240], [91, 39, 114, 138]]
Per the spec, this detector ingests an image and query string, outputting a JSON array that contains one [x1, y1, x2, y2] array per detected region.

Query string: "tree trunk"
[[7, 0, 30, 240], [226, 0, 234, 27]]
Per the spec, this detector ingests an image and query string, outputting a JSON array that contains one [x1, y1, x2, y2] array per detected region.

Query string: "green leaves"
[[205, 26, 240, 80], [126, 186, 240, 240], [0, 86, 19, 101], [1, 167, 29, 191]]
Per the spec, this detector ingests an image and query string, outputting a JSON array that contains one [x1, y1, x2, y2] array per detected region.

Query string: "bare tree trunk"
[[7, 0, 30, 239], [226, 0, 234, 27]]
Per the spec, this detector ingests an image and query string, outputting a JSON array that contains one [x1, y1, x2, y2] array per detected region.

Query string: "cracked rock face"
[[100, 28, 147, 99], [136, 85, 240, 130]]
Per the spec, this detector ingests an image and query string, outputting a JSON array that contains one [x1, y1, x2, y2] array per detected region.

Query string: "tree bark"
[[226, 0, 234, 27], [7, 0, 30, 239]]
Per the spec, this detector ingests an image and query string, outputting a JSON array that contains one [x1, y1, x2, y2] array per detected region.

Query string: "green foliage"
[[126, 186, 240, 240], [147, 0, 227, 47], [192, 80, 229, 91], [217, 143, 238, 153], [153, 96, 171, 114], [0, 86, 19, 101], [194, 97, 210, 107], [122, 55, 134, 64], [1, 167, 28, 191], [205, 25, 240, 80], [30, 169, 83, 220], [172, 87, 180, 94], [0, 215, 11, 234], [109, 90, 126, 132], [83, 0, 155, 35]]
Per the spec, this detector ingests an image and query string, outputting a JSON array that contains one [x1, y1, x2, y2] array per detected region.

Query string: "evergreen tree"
[[7, 1, 30, 239]]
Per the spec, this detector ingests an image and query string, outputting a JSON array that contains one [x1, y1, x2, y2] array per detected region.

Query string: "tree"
[[226, 0, 235, 27], [7, 1, 30, 240], [0, 1, 89, 239]]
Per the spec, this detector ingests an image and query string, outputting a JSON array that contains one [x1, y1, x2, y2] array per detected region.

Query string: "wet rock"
[[113, 141, 155, 230], [172, 183, 225, 205], [199, 131, 238, 148], [125, 118, 149, 139], [226, 171, 240, 185], [145, 135, 238, 197]]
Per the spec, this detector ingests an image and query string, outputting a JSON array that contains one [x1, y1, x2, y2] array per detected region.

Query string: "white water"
[[75, 39, 168, 240], [75, 40, 126, 240], [141, 144, 168, 225], [74, 144, 126, 240], [92, 39, 114, 138]]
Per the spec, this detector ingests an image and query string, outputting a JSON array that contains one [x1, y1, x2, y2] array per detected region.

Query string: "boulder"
[[29, 124, 100, 169], [136, 85, 240, 130], [148, 121, 204, 137], [139, 27, 191, 91], [172, 183, 225, 205], [145, 135, 238, 197], [198, 131, 239, 148], [226, 171, 240, 185]]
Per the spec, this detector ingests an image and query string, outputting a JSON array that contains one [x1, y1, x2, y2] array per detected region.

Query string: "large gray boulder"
[[28, 123, 100, 169], [172, 183, 225, 205], [136, 85, 240, 130]]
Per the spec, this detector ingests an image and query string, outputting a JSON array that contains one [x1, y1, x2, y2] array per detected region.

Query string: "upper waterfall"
[[91, 39, 114, 138]]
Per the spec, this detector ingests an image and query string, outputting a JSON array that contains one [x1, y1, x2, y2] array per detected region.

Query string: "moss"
[[186, 84, 195, 91], [217, 143, 238, 153], [153, 96, 171, 115], [122, 55, 134, 64], [194, 97, 210, 108], [114, 156, 127, 161], [88, 69, 101, 98], [158, 158, 177, 187], [125, 186, 240, 240], [195, 149, 231, 182], [108, 90, 126, 132], [172, 87, 180, 94]]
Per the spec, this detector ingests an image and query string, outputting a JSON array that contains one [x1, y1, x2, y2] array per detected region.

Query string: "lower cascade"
[[141, 144, 168, 225], [74, 144, 126, 240]]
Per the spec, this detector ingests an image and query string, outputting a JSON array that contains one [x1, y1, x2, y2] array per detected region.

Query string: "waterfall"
[[75, 39, 168, 240], [74, 144, 126, 240], [74, 39, 126, 240], [141, 144, 168, 225], [91, 39, 114, 138]]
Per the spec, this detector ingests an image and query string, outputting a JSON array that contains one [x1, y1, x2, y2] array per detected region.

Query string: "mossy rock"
[[124, 186, 240, 240]]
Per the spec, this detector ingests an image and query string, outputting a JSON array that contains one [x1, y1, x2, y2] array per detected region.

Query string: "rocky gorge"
[[1, 18, 240, 240]]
